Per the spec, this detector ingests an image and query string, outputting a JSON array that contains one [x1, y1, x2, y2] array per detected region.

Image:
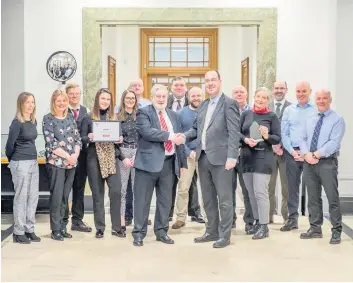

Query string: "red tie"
[[159, 111, 173, 152], [72, 109, 79, 121]]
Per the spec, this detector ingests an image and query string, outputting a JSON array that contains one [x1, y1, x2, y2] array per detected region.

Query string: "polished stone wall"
[[83, 8, 277, 108]]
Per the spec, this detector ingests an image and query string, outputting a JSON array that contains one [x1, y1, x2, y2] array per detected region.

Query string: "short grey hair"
[[254, 87, 272, 104], [151, 84, 168, 97], [315, 89, 331, 98]]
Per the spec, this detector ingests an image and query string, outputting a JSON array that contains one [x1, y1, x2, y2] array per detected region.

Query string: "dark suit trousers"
[[87, 147, 122, 232], [198, 151, 233, 240], [170, 172, 200, 218], [284, 150, 304, 221], [46, 164, 76, 232], [125, 175, 134, 220], [63, 150, 87, 226], [233, 163, 254, 225], [132, 156, 175, 240], [304, 158, 342, 232]]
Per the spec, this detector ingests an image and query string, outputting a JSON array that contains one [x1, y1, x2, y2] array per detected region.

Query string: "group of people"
[[5, 70, 345, 248]]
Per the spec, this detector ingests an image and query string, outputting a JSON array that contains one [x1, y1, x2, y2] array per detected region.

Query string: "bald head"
[[273, 80, 288, 102], [232, 85, 248, 107], [296, 81, 312, 106], [188, 86, 203, 109], [128, 78, 144, 97]]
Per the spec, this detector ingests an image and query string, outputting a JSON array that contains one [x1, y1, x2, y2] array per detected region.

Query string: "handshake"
[[173, 133, 186, 145]]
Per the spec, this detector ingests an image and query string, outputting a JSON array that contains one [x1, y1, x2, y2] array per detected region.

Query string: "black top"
[[240, 110, 281, 174], [81, 109, 122, 160], [5, 119, 38, 161], [42, 113, 81, 169], [120, 112, 138, 146]]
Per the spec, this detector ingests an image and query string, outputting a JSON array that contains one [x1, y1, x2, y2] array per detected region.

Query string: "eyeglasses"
[[125, 97, 136, 101], [205, 78, 219, 83]]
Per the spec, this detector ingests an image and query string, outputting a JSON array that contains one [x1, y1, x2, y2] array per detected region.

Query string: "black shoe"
[[252, 224, 269, 239], [13, 234, 31, 244], [148, 219, 152, 225], [51, 231, 64, 241], [232, 218, 237, 229], [213, 238, 230, 248], [112, 229, 126, 238], [71, 222, 92, 232], [329, 230, 341, 244], [246, 220, 260, 235], [191, 215, 206, 224], [280, 219, 298, 231], [25, 232, 41, 242], [61, 229, 73, 238], [125, 218, 133, 226], [194, 233, 218, 243], [300, 228, 323, 239], [121, 226, 126, 232], [133, 238, 143, 247], [156, 235, 174, 244], [245, 223, 253, 234], [95, 229, 104, 238]]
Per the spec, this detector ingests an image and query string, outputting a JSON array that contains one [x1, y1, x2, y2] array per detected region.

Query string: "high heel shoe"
[[252, 224, 269, 240]]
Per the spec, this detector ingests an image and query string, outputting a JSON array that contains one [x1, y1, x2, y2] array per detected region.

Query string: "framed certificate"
[[92, 120, 120, 142]]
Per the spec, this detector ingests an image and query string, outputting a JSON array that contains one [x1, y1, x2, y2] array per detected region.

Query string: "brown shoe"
[[171, 220, 185, 229]]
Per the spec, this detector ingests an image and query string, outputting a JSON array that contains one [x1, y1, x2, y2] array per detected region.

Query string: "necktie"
[[202, 101, 216, 148], [72, 109, 79, 121], [176, 100, 182, 111], [310, 113, 325, 152], [159, 111, 173, 152], [275, 103, 281, 117]]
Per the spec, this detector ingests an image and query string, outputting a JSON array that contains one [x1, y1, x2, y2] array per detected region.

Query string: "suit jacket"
[[270, 100, 291, 121], [167, 93, 189, 110], [134, 104, 187, 176], [185, 93, 240, 166], [68, 105, 88, 132]]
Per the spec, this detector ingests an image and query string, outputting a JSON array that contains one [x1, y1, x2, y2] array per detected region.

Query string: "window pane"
[[149, 62, 154, 67], [171, 43, 187, 61], [149, 37, 154, 43], [155, 43, 170, 61], [188, 43, 203, 61], [149, 43, 154, 61], [189, 77, 201, 83], [154, 62, 170, 67], [155, 37, 170, 43], [157, 77, 169, 83], [171, 38, 186, 42], [204, 38, 209, 42], [171, 62, 187, 67], [188, 38, 203, 43], [188, 62, 203, 67], [204, 43, 209, 61], [203, 62, 209, 67]]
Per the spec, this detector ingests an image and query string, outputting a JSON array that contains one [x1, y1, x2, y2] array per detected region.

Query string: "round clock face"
[[46, 51, 77, 82]]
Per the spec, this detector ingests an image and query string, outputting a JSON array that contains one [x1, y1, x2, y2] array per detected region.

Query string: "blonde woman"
[[5, 92, 40, 244], [42, 89, 81, 241]]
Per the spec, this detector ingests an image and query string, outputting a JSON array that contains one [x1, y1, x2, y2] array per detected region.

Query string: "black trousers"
[[233, 163, 254, 225], [198, 152, 233, 240], [46, 164, 76, 232], [63, 150, 87, 225], [304, 158, 342, 232], [125, 176, 134, 220], [87, 147, 122, 232], [169, 171, 201, 218], [132, 156, 175, 240]]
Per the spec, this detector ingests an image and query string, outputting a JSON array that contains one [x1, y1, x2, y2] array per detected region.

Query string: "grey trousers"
[[243, 173, 271, 224], [9, 160, 39, 235], [268, 154, 289, 220], [304, 158, 342, 232], [118, 147, 136, 217]]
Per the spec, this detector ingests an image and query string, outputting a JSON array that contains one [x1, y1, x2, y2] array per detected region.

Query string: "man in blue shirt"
[[299, 89, 345, 244], [171, 86, 207, 229], [280, 81, 317, 232]]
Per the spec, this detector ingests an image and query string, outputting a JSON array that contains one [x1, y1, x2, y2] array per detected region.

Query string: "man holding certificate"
[[132, 84, 187, 247]]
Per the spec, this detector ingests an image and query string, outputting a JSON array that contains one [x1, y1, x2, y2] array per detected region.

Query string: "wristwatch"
[[312, 152, 319, 159]]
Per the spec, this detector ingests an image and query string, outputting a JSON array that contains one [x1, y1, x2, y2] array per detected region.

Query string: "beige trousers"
[[175, 157, 207, 222]]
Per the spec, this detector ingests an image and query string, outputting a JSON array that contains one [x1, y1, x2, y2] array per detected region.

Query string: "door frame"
[[108, 55, 116, 106]]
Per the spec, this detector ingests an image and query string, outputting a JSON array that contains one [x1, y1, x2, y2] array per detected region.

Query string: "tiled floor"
[[1, 214, 353, 282]]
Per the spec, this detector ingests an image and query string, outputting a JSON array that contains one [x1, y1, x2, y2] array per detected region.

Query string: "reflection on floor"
[[1, 214, 353, 282]]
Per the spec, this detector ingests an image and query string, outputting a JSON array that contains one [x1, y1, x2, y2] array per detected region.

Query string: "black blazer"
[[134, 105, 187, 176], [167, 93, 189, 110]]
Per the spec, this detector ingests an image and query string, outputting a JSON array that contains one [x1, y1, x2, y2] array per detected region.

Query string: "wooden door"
[[108, 56, 116, 106], [241, 57, 249, 101]]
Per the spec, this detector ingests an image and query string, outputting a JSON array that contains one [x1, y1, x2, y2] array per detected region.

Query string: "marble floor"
[[1, 214, 353, 282]]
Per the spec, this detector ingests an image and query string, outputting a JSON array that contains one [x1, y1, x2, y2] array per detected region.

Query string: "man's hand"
[[272, 144, 283, 156], [244, 137, 258, 148], [189, 151, 196, 161], [291, 150, 304, 161], [180, 168, 187, 177], [123, 158, 132, 168], [174, 133, 185, 145], [304, 153, 319, 165], [313, 151, 321, 159], [225, 159, 237, 170]]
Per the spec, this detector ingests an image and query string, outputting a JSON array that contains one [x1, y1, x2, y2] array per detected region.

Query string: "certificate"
[[92, 121, 120, 142]]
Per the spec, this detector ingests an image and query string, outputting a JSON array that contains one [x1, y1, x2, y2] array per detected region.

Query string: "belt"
[[165, 154, 175, 160], [120, 144, 137, 149], [320, 152, 339, 160], [293, 147, 300, 150]]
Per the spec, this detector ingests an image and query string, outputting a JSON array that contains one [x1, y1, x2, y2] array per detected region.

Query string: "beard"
[[190, 101, 201, 109], [274, 92, 285, 101]]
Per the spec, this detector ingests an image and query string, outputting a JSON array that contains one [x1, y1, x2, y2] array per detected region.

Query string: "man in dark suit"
[[132, 84, 187, 247], [63, 83, 92, 233], [167, 76, 204, 224], [182, 70, 240, 248], [268, 80, 291, 223]]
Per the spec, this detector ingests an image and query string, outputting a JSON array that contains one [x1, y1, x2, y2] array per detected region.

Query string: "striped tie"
[[159, 111, 173, 152], [310, 113, 325, 152]]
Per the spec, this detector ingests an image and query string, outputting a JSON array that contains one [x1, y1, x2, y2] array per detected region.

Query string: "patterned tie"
[[275, 103, 281, 117], [72, 109, 79, 121], [310, 113, 325, 152], [176, 100, 182, 111], [159, 111, 173, 152]]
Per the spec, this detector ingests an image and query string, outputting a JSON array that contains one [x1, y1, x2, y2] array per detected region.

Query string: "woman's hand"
[[123, 158, 132, 168], [88, 133, 94, 142], [244, 137, 258, 148], [115, 136, 123, 144], [259, 125, 269, 140]]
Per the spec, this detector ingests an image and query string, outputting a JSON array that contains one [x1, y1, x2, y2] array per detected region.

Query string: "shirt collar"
[[69, 105, 80, 111], [239, 103, 250, 113], [318, 108, 332, 117], [173, 95, 185, 102], [210, 93, 222, 104], [274, 99, 285, 106], [296, 102, 313, 109]]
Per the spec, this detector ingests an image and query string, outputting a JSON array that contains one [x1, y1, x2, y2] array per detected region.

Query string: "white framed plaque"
[[92, 120, 120, 142]]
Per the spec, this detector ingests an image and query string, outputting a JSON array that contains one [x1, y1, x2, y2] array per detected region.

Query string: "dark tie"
[[310, 113, 325, 152], [159, 111, 173, 152], [176, 100, 181, 111], [72, 109, 79, 121], [275, 103, 281, 117]]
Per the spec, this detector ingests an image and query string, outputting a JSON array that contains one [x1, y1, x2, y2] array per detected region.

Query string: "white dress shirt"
[[172, 96, 186, 112], [273, 99, 285, 114], [155, 108, 175, 156]]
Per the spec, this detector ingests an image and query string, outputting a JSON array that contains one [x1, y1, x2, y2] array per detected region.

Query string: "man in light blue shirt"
[[280, 81, 317, 232], [299, 89, 345, 244]]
